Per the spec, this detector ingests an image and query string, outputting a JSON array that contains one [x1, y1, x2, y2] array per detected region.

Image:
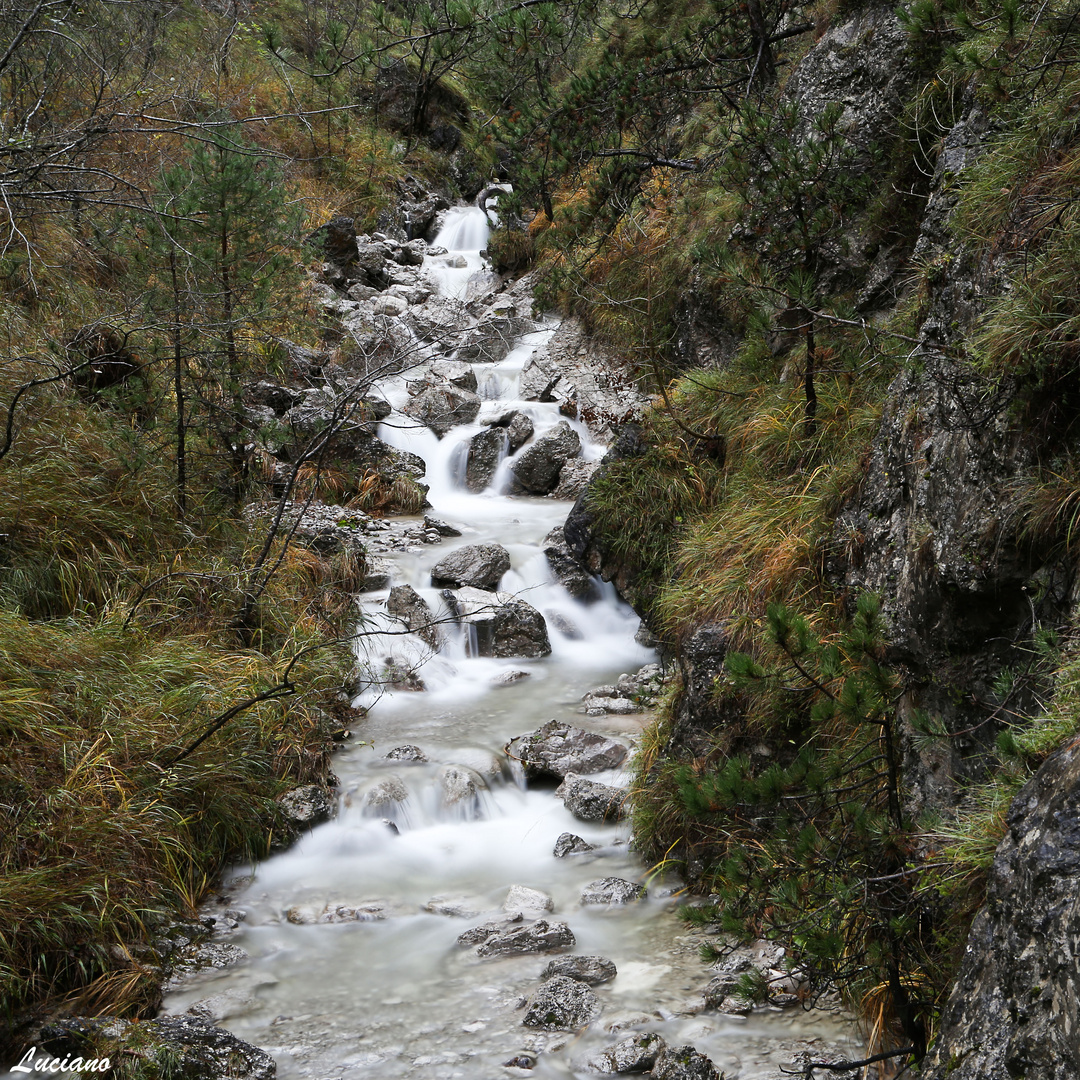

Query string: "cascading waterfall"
[[156, 206, 861, 1080]]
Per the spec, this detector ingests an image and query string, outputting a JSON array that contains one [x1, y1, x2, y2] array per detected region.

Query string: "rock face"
[[651, 1045, 720, 1080], [559, 774, 627, 822], [39, 1016, 276, 1080], [443, 586, 552, 658], [386, 584, 439, 648], [541, 955, 617, 986], [512, 421, 582, 495], [431, 544, 511, 590], [522, 975, 602, 1030], [584, 1032, 666, 1073], [580, 877, 646, 905], [512, 720, 628, 781], [922, 737, 1080, 1080]]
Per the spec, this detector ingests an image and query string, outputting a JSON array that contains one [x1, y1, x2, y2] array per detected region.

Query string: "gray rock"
[[402, 383, 481, 436], [651, 1046, 720, 1080], [444, 587, 552, 658], [503, 885, 555, 916], [541, 955, 617, 986], [519, 354, 564, 402], [386, 583, 439, 648], [277, 785, 334, 827], [431, 543, 511, 590], [286, 902, 387, 924], [466, 427, 508, 492], [584, 1032, 666, 1073], [512, 421, 582, 495], [373, 294, 407, 317], [423, 514, 462, 536], [406, 296, 471, 343], [512, 720, 628, 781], [468, 919, 576, 958], [185, 989, 257, 1023], [438, 764, 485, 812], [543, 526, 597, 601], [581, 688, 641, 714], [363, 776, 409, 814], [492, 668, 531, 686], [559, 774, 627, 822], [522, 975, 601, 1030], [384, 744, 428, 762], [419, 359, 478, 393], [489, 409, 535, 452], [243, 381, 299, 416], [359, 560, 392, 591], [39, 1016, 276, 1080], [552, 459, 599, 500], [580, 878, 646, 905], [457, 309, 530, 363], [554, 832, 596, 858]]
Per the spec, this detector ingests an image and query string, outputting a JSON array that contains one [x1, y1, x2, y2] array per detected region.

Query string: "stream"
[[158, 207, 862, 1079]]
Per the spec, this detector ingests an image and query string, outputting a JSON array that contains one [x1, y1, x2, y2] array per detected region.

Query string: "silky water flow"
[[156, 207, 862, 1079]]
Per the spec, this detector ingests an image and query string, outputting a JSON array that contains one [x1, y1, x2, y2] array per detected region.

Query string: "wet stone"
[[423, 514, 462, 536], [522, 975, 602, 1030], [277, 785, 334, 827], [430, 543, 511, 590], [512, 720, 628, 782], [471, 919, 576, 958], [384, 744, 428, 763], [554, 832, 597, 858], [583, 1032, 667, 1074], [504, 885, 555, 916], [651, 1045, 721, 1080], [558, 774, 628, 823], [581, 877, 647, 905], [541, 955, 618, 986], [363, 776, 409, 814]]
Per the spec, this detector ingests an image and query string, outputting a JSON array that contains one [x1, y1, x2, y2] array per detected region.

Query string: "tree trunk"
[[168, 248, 187, 521]]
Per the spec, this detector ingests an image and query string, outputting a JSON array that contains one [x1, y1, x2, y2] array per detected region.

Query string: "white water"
[[158, 208, 860, 1079]]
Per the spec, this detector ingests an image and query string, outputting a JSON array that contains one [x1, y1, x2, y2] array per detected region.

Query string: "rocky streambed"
[[13, 205, 865, 1080]]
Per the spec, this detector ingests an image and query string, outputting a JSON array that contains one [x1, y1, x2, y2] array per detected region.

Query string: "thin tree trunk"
[[804, 311, 817, 439], [168, 248, 187, 521]]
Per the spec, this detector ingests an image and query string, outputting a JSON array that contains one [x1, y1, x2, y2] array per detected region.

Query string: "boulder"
[[581, 878, 646, 905], [457, 306, 530, 363], [541, 955, 617, 986], [277, 785, 334, 828], [492, 668, 531, 687], [512, 422, 582, 495], [463, 919, 576, 958], [522, 976, 602, 1030], [466, 427, 508, 492], [307, 214, 358, 270], [511, 720, 628, 781], [503, 885, 555, 917], [386, 584, 439, 648], [402, 383, 481, 437], [488, 408, 535, 452], [431, 543, 511, 590], [39, 1017, 276, 1080], [443, 586, 552, 658], [519, 354, 563, 402], [584, 1033, 666, 1074], [582, 687, 641, 715], [554, 832, 597, 858], [543, 526, 597, 601], [373, 294, 407, 317], [559, 774, 627, 822], [651, 1046, 720, 1080]]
